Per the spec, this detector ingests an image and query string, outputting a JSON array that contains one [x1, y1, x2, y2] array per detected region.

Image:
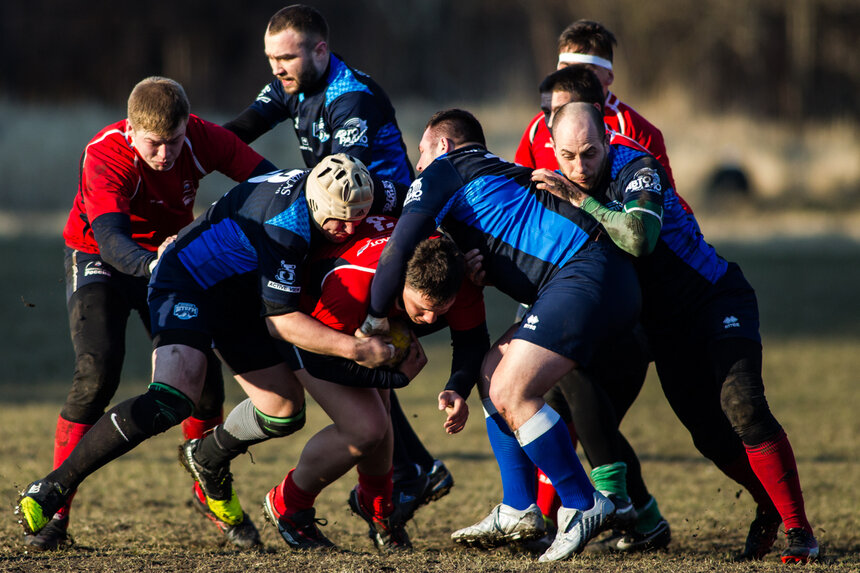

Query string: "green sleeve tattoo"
[[579, 195, 662, 257]]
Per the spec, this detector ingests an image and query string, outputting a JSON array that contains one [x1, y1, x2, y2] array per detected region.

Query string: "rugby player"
[[225, 3, 452, 511], [16, 155, 397, 549], [253, 224, 487, 551], [539, 102, 819, 564], [358, 109, 642, 562], [30, 76, 276, 550]]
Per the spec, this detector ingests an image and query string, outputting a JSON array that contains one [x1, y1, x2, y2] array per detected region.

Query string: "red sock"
[[357, 467, 394, 519], [53, 416, 92, 520], [181, 412, 223, 440], [535, 470, 560, 523], [279, 469, 318, 516], [745, 430, 811, 532]]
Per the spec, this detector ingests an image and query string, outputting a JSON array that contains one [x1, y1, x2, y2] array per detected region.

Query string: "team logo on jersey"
[[523, 314, 540, 331], [605, 200, 624, 212], [182, 180, 196, 206], [267, 261, 301, 294], [382, 180, 397, 213], [357, 236, 390, 257], [625, 167, 662, 195], [172, 302, 199, 320], [84, 260, 111, 277], [313, 117, 330, 143], [256, 84, 273, 104], [404, 179, 423, 206], [723, 315, 740, 329], [299, 136, 312, 152], [333, 118, 369, 147]]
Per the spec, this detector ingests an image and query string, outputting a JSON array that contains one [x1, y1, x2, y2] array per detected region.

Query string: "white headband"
[[557, 52, 613, 71]]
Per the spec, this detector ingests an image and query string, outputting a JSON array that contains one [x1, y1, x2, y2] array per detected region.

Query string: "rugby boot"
[[421, 459, 454, 505], [16, 479, 68, 535], [735, 506, 782, 561], [24, 516, 71, 551], [262, 485, 334, 550], [780, 528, 819, 564], [451, 503, 545, 548], [179, 439, 260, 548], [348, 486, 411, 552], [538, 491, 615, 562], [391, 464, 429, 522], [616, 518, 671, 552]]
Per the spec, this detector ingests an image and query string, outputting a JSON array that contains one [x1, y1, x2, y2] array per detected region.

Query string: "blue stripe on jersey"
[[658, 188, 727, 283], [448, 175, 592, 267], [367, 122, 413, 186], [265, 193, 312, 244], [610, 145, 648, 180], [178, 218, 258, 288], [325, 58, 372, 107]]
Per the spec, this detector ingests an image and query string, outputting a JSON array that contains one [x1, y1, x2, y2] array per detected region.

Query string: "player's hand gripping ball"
[[386, 318, 413, 367]]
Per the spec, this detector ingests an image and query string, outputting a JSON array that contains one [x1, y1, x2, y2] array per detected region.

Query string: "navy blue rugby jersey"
[[594, 144, 729, 320], [247, 54, 413, 186], [152, 168, 406, 317], [368, 145, 602, 316]]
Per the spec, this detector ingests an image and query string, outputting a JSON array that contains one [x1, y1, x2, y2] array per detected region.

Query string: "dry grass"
[[1, 236, 859, 571]]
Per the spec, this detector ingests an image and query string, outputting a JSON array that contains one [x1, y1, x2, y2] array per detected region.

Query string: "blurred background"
[[1, 0, 859, 384]]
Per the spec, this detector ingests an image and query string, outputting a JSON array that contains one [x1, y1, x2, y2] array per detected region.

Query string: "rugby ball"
[[386, 318, 413, 366]]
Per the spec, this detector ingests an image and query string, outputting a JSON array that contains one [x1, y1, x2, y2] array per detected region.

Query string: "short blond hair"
[[127, 76, 190, 135]]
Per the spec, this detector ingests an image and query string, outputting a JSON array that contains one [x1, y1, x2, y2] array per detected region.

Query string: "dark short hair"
[[405, 236, 465, 306], [550, 101, 605, 139], [558, 20, 616, 61], [539, 66, 604, 107], [425, 109, 486, 147], [267, 4, 329, 43]]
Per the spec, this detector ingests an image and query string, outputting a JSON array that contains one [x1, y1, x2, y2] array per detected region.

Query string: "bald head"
[[551, 102, 609, 192]]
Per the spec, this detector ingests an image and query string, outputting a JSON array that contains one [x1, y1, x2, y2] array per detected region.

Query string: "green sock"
[[635, 496, 664, 533], [590, 462, 628, 499]]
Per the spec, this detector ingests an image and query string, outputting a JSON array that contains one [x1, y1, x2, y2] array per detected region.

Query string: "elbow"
[[627, 237, 652, 258], [264, 316, 280, 339]]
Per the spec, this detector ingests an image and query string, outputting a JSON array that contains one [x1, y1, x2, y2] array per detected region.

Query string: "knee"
[[720, 371, 780, 444], [256, 403, 306, 438], [134, 384, 194, 435]]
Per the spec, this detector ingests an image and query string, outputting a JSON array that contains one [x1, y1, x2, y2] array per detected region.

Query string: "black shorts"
[[149, 268, 287, 376]]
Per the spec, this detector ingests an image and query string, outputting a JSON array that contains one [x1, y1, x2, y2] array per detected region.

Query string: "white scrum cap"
[[306, 154, 374, 229]]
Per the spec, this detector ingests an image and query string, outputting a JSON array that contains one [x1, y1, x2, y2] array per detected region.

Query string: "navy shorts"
[[513, 237, 641, 366], [647, 262, 761, 345], [149, 258, 288, 375]]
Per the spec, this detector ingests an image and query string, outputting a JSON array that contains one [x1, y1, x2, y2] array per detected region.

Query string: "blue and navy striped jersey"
[[248, 54, 414, 186], [598, 144, 729, 319], [369, 145, 602, 316]]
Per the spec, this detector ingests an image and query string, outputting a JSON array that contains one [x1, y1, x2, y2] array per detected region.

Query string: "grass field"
[[0, 233, 858, 572]]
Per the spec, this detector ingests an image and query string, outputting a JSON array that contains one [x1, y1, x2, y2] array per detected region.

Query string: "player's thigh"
[[297, 369, 389, 440], [478, 324, 518, 398], [234, 362, 304, 417]]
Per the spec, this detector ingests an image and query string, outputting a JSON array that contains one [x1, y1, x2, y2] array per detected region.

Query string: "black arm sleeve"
[[249, 158, 278, 177], [91, 212, 157, 278], [222, 108, 272, 144], [444, 322, 490, 400], [367, 211, 438, 317], [299, 350, 410, 389]]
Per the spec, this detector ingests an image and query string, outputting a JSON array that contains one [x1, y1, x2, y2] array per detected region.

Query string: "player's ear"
[[605, 69, 615, 88], [438, 137, 452, 155]]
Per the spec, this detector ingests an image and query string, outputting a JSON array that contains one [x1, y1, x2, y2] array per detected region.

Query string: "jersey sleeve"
[[80, 142, 139, 222], [514, 115, 541, 168], [309, 267, 374, 333], [585, 155, 666, 257], [326, 91, 385, 167], [190, 118, 271, 182], [244, 81, 294, 130], [367, 160, 464, 317], [258, 221, 311, 316]]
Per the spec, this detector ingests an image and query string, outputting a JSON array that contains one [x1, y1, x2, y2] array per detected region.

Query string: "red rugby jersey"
[[63, 114, 266, 254], [303, 215, 485, 334], [514, 91, 676, 189]]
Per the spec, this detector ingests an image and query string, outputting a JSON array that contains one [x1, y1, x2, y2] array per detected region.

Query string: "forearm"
[[223, 108, 271, 144], [445, 323, 490, 400], [266, 311, 360, 360], [580, 195, 662, 257], [91, 212, 157, 277], [299, 352, 408, 389]]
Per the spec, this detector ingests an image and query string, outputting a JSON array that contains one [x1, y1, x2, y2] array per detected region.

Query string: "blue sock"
[[482, 398, 536, 510], [516, 403, 594, 510]]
